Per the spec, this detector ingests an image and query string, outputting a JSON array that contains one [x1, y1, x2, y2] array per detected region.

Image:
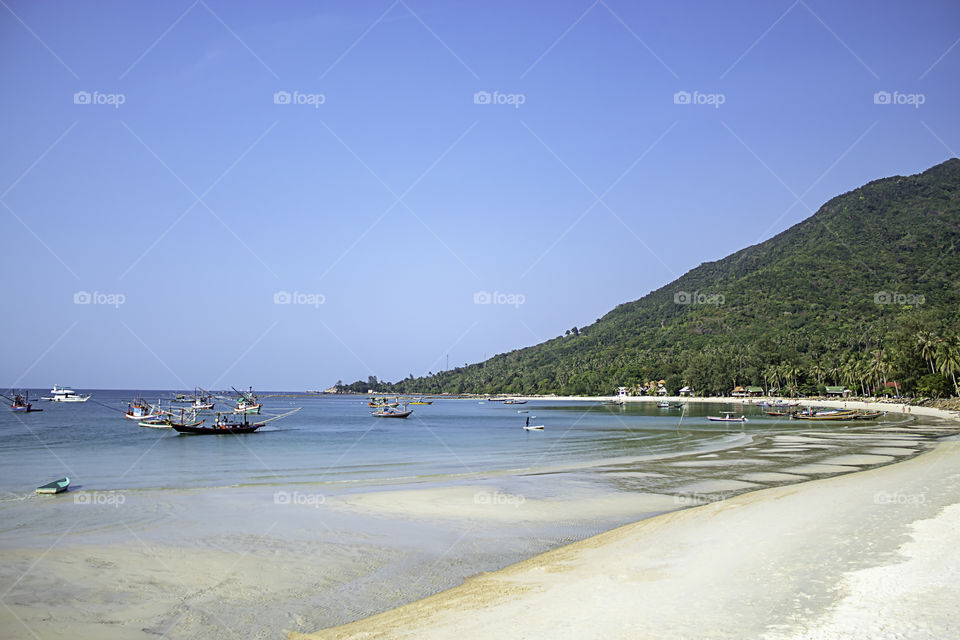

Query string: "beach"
[[289, 399, 960, 640], [2, 396, 957, 639], [294, 434, 960, 640]]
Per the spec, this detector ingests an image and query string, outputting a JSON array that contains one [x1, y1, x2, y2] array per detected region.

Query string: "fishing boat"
[[232, 387, 262, 414], [125, 397, 161, 421], [657, 401, 670, 408], [765, 410, 793, 416], [503, 399, 527, 405], [8, 390, 42, 412], [409, 398, 433, 405], [139, 416, 172, 428], [172, 406, 301, 434], [36, 477, 69, 494], [42, 385, 90, 402], [707, 412, 748, 423], [371, 404, 413, 418]]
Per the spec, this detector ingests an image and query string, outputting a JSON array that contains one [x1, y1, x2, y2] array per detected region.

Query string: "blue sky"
[[1, 0, 958, 390]]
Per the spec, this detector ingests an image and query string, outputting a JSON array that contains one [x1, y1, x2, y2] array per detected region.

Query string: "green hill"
[[353, 159, 960, 398]]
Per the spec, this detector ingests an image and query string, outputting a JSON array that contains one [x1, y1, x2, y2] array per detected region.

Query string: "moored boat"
[[36, 477, 70, 494], [8, 390, 42, 412], [707, 411, 748, 423], [42, 385, 90, 402]]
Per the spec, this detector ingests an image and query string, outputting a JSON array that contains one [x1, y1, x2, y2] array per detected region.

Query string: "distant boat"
[[173, 407, 301, 434], [523, 424, 544, 430], [139, 416, 172, 428], [8, 390, 42, 412], [42, 385, 90, 402], [371, 403, 413, 418], [232, 387, 262, 414], [36, 477, 69, 494], [657, 401, 670, 408], [125, 397, 161, 421], [503, 399, 527, 405], [409, 398, 433, 405], [707, 412, 748, 423]]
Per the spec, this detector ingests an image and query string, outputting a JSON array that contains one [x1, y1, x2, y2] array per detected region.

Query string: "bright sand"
[[293, 435, 960, 640]]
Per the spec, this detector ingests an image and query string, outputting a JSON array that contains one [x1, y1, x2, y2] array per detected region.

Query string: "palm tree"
[[916, 331, 938, 374], [809, 363, 826, 386], [935, 338, 960, 396]]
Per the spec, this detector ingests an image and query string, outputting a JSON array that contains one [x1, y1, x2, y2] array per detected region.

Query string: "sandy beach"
[[292, 401, 960, 640]]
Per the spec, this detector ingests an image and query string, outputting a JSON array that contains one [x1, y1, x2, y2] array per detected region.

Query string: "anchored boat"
[[36, 477, 70, 494]]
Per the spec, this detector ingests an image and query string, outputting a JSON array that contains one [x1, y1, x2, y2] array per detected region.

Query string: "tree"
[[935, 338, 960, 396]]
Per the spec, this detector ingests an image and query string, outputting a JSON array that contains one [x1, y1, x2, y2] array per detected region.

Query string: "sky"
[[1, 0, 958, 391]]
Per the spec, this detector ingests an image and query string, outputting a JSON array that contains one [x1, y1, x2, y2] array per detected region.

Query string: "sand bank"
[[292, 437, 960, 640]]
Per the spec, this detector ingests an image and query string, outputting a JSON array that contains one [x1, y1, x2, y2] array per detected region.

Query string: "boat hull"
[[371, 410, 412, 418], [172, 423, 263, 434], [36, 477, 70, 494]]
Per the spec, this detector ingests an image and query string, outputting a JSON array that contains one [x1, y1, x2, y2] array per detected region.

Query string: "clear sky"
[[2, 0, 958, 390]]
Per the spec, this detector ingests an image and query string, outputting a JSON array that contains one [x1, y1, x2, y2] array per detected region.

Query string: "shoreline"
[[502, 394, 960, 422], [292, 418, 960, 639]]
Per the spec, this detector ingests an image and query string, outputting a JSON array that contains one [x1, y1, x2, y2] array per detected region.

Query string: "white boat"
[[657, 401, 670, 408], [42, 385, 90, 402], [707, 411, 747, 423], [523, 425, 544, 430]]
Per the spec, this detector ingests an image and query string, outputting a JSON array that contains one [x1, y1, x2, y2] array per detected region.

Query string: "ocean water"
[[0, 391, 780, 495]]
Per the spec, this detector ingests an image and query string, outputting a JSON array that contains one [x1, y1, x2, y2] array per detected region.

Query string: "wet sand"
[[293, 437, 960, 640]]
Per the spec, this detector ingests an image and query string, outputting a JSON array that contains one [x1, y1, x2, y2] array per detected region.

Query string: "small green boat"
[[36, 477, 70, 494]]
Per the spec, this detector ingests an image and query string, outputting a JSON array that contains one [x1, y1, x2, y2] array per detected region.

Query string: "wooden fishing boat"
[[139, 417, 172, 428], [765, 410, 793, 416], [173, 407, 301, 434], [707, 412, 748, 423], [409, 398, 433, 405], [8, 390, 42, 412], [371, 405, 413, 418], [125, 397, 161, 421], [36, 477, 69, 494], [231, 386, 262, 414]]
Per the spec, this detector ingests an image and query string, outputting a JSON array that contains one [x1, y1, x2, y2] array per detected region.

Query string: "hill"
[[346, 159, 960, 397]]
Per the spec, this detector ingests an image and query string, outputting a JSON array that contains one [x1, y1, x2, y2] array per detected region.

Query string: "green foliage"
[[371, 160, 960, 397]]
